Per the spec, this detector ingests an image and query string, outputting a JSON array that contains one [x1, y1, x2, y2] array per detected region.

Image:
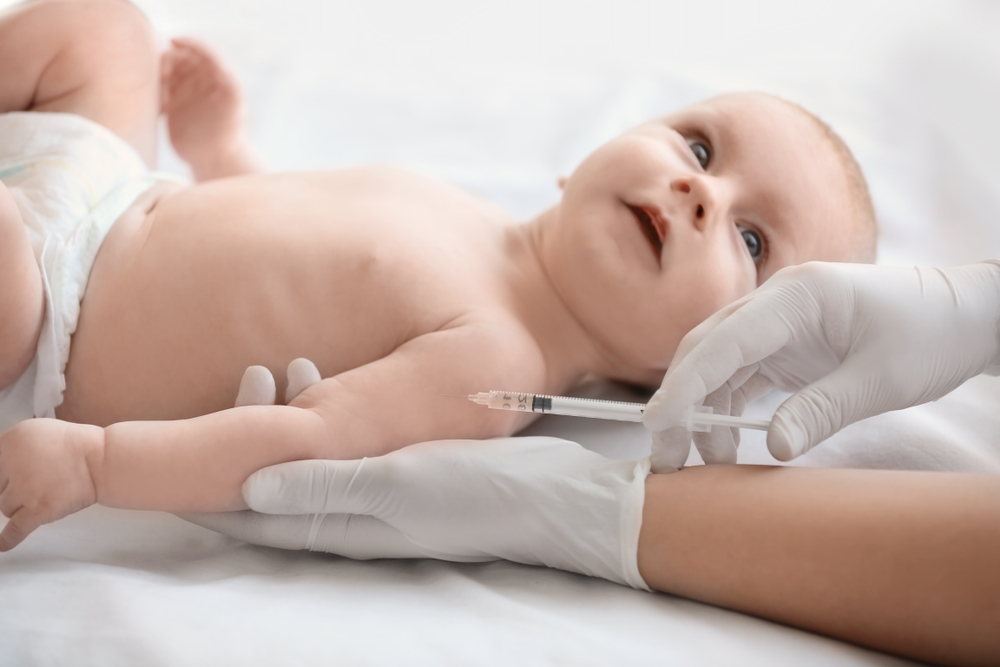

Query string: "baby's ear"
[[557, 176, 568, 191]]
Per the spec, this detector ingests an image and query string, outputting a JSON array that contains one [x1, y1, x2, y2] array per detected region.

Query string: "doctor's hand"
[[643, 260, 1000, 473], [184, 361, 650, 589]]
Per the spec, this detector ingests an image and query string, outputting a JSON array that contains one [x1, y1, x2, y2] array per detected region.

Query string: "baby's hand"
[[160, 37, 264, 181], [0, 419, 104, 551]]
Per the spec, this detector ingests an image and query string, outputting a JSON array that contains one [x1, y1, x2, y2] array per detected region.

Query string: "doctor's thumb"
[[767, 370, 867, 462], [243, 459, 370, 515]]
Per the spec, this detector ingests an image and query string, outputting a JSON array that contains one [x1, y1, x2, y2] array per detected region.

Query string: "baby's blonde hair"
[[780, 98, 878, 263]]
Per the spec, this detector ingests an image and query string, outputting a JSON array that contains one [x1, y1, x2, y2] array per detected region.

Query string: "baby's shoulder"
[[351, 163, 512, 222], [436, 313, 547, 386]]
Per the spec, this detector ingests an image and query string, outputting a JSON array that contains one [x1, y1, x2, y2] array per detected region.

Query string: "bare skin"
[[0, 1, 860, 539], [0, 183, 42, 390], [639, 465, 1000, 667]]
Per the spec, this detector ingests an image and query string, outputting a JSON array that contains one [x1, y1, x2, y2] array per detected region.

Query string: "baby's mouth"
[[627, 204, 665, 260]]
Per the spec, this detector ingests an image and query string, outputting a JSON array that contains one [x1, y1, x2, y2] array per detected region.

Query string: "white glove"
[[643, 260, 1000, 473], [185, 362, 651, 590]]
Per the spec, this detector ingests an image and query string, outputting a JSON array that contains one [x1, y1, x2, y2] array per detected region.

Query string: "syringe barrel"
[[545, 396, 644, 422], [482, 391, 644, 422]]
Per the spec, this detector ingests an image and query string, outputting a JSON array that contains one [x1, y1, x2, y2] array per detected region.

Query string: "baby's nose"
[[669, 176, 716, 231]]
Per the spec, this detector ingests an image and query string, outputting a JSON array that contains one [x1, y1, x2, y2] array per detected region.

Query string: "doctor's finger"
[[727, 372, 775, 432], [767, 362, 884, 462], [724, 363, 761, 398], [310, 513, 427, 560], [244, 458, 381, 516], [650, 427, 692, 474], [235, 365, 277, 407], [693, 428, 738, 465], [731, 372, 774, 411], [692, 386, 738, 465], [182, 510, 316, 550], [285, 358, 322, 403], [645, 300, 795, 430]]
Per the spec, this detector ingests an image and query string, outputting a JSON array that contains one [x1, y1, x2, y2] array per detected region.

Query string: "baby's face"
[[544, 92, 861, 377]]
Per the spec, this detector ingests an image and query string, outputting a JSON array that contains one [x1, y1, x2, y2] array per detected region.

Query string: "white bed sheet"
[[2, 0, 1000, 664]]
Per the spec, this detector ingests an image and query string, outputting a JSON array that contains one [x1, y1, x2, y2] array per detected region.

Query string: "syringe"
[[467, 391, 771, 432]]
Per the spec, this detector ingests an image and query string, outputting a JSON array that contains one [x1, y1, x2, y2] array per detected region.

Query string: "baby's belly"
[[57, 172, 444, 426]]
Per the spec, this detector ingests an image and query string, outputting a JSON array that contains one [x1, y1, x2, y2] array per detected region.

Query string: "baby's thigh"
[[0, 0, 160, 166], [0, 183, 43, 391]]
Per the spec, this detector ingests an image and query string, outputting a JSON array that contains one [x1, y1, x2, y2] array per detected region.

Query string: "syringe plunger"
[[683, 405, 770, 432], [466, 390, 771, 432]]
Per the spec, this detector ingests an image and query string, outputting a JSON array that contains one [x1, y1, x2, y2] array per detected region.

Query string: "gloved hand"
[[184, 361, 651, 590], [643, 260, 1000, 473]]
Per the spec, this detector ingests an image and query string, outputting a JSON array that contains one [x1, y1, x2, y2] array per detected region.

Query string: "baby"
[[0, 0, 875, 550]]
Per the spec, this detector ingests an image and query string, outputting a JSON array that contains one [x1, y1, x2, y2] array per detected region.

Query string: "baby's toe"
[[173, 38, 223, 69]]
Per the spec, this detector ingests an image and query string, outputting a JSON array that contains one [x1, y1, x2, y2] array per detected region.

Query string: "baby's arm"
[[287, 322, 537, 460], [0, 405, 327, 550], [0, 323, 533, 549]]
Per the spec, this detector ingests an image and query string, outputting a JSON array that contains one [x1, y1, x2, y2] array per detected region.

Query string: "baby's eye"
[[739, 227, 764, 263], [687, 138, 711, 169]]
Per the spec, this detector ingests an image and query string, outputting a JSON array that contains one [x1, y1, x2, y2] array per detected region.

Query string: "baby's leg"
[[0, 0, 160, 166], [161, 37, 266, 180], [0, 183, 43, 391]]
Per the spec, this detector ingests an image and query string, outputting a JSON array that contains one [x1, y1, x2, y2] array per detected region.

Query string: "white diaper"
[[0, 112, 181, 433]]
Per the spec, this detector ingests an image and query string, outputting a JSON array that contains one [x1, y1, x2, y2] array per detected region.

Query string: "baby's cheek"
[[682, 265, 751, 324]]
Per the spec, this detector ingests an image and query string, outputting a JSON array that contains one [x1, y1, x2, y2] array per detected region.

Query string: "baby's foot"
[[161, 37, 265, 181]]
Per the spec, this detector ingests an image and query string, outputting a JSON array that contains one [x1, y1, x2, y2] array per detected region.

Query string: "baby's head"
[[540, 91, 876, 384]]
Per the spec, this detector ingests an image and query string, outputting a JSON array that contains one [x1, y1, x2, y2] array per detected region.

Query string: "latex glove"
[[185, 362, 651, 589], [643, 260, 1000, 473], [230, 357, 323, 408]]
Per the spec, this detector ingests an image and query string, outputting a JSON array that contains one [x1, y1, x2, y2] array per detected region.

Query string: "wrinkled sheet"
[[2, 0, 999, 664]]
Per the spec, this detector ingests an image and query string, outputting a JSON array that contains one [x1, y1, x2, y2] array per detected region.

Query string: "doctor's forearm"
[[637, 465, 1000, 666], [93, 406, 329, 512]]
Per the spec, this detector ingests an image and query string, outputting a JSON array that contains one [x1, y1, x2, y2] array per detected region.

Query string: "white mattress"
[[2, 0, 999, 664]]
